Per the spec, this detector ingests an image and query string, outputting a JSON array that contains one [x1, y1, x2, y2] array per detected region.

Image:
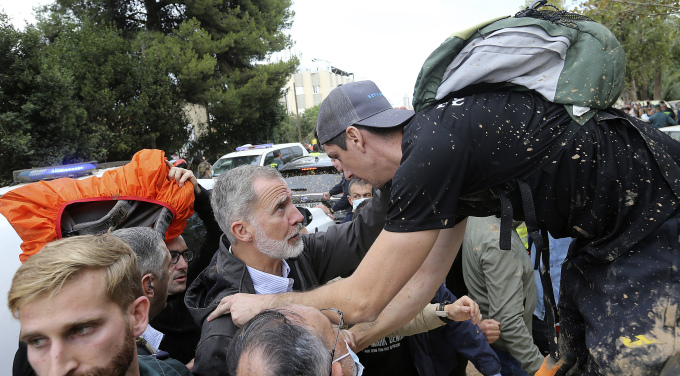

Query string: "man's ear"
[[231, 220, 254, 243], [128, 296, 150, 337], [141, 274, 154, 300], [331, 362, 343, 376], [347, 195, 353, 207], [345, 126, 365, 152]]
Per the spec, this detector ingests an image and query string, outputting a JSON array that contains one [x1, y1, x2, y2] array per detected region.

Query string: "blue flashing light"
[[14, 162, 98, 183], [254, 143, 274, 149], [235, 143, 274, 151]]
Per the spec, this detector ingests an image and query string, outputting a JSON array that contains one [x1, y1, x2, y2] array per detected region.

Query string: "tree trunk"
[[654, 70, 662, 100], [630, 77, 638, 101], [144, 0, 162, 32]]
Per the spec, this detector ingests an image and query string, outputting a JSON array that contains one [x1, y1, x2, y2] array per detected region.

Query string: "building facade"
[[282, 59, 354, 114]]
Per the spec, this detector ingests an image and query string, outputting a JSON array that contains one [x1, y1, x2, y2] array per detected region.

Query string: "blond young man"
[[8, 234, 191, 376]]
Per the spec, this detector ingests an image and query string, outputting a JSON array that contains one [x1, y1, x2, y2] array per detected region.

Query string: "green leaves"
[[0, 0, 297, 185], [0, 15, 190, 184], [580, 0, 680, 100]]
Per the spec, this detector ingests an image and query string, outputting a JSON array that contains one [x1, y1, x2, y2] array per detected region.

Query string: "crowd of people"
[[620, 100, 679, 128], [6, 79, 680, 376]]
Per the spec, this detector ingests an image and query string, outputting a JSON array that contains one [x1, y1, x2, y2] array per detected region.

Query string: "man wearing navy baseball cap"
[[210, 80, 680, 376]]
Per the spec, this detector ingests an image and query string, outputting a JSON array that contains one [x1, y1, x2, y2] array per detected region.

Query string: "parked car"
[[660, 125, 680, 141], [211, 143, 308, 177], [0, 210, 24, 368], [279, 154, 348, 220]]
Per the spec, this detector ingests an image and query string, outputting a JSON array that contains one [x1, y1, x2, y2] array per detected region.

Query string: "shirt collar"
[[140, 325, 164, 352], [229, 247, 294, 295]]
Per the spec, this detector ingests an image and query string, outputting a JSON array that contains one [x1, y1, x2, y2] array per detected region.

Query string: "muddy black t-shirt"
[[385, 91, 680, 262], [358, 334, 418, 376]]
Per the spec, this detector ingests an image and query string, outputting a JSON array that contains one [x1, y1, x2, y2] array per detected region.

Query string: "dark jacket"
[[648, 111, 678, 128], [329, 175, 351, 212], [138, 355, 193, 376], [411, 285, 502, 376], [150, 185, 224, 364], [185, 186, 390, 375]]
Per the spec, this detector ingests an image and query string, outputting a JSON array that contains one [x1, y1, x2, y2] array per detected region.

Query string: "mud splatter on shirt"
[[386, 91, 680, 262]]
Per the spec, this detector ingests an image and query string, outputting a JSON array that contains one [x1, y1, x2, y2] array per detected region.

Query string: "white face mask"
[[351, 198, 368, 211], [332, 340, 364, 376]]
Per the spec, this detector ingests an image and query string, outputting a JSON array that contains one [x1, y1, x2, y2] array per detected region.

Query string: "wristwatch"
[[435, 301, 453, 323]]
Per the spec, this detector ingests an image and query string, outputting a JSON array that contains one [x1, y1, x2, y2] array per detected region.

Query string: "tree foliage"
[[520, 0, 570, 12], [0, 0, 297, 184], [579, 0, 680, 100], [39, 0, 299, 161], [0, 15, 39, 185], [47, 22, 190, 159], [273, 104, 320, 145], [0, 14, 190, 185]]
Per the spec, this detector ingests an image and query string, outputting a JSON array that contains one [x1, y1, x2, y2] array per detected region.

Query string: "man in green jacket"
[[462, 216, 543, 375], [647, 106, 678, 128]]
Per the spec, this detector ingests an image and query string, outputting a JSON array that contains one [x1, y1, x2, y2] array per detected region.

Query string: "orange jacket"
[[0, 149, 195, 262]]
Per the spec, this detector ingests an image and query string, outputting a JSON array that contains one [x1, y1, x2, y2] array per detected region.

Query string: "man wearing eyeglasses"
[[166, 237, 193, 296], [150, 164, 225, 367], [148, 237, 202, 366], [227, 305, 359, 376]]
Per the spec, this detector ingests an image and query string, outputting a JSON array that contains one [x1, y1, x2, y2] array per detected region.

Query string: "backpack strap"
[[498, 189, 514, 251], [61, 199, 175, 238], [539, 231, 561, 358], [153, 207, 174, 236], [62, 200, 138, 237]]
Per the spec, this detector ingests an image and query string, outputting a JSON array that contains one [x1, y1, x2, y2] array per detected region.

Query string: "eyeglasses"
[[320, 308, 343, 375], [169, 249, 194, 265]]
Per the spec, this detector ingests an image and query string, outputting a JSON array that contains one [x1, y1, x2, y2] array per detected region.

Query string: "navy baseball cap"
[[316, 80, 415, 145]]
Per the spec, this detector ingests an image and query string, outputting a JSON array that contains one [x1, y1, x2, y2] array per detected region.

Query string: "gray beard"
[[253, 221, 304, 260]]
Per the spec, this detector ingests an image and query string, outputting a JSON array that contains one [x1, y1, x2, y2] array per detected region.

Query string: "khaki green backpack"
[[412, 3, 625, 124]]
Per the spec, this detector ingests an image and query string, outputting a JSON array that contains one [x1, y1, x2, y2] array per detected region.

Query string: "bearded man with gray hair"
[[185, 165, 391, 375]]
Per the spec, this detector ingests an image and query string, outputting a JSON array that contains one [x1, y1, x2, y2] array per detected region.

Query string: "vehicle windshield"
[[213, 155, 261, 176], [281, 170, 340, 193]]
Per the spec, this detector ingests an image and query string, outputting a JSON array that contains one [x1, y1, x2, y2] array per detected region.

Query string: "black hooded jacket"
[[185, 186, 390, 375]]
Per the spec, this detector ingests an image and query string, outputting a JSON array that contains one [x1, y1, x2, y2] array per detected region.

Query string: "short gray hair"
[[211, 165, 283, 244], [112, 227, 167, 279], [227, 309, 331, 376]]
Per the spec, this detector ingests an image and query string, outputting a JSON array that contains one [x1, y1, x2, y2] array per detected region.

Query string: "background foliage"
[[0, 0, 298, 185], [519, 0, 680, 102], [577, 0, 680, 102]]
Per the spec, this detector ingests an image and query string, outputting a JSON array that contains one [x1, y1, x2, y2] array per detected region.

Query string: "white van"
[[211, 143, 308, 178], [660, 125, 680, 141]]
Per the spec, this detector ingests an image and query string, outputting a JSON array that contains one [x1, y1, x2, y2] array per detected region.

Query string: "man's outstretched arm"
[[345, 221, 474, 349], [208, 220, 470, 328]]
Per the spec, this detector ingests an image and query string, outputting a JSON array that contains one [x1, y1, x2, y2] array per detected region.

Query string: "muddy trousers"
[[558, 216, 680, 375]]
